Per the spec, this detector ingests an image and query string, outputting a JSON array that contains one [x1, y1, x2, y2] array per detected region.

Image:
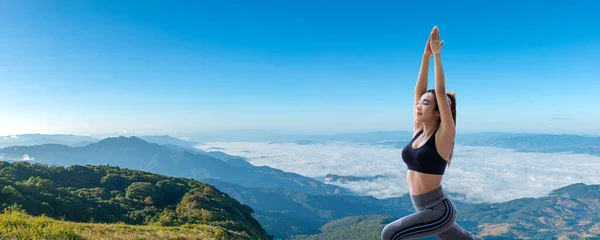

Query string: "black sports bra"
[[401, 129, 448, 175]]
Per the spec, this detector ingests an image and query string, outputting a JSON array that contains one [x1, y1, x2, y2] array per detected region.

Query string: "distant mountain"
[[11, 131, 595, 158], [456, 133, 600, 156], [200, 178, 600, 240], [293, 140, 318, 145], [287, 183, 600, 240], [138, 135, 200, 148], [160, 144, 254, 168], [361, 132, 600, 156], [201, 151, 255, 168], [0, 134, 202, 150], [324, 174, 386, 183], [448, 182, 600, 239], [71, 141, 95, 147], [307, 131, 412, 143], [200, 178, 415, 239], [0, 134, 98, 148], [0, 136, 348, 196], [187, 131, 600, 158], [186, 130, 414, 143], [550, 182, 600, 199], [3, 132, 598, 239]]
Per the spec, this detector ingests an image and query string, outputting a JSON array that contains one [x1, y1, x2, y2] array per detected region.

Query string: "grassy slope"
[[0, 205, 252, 240]]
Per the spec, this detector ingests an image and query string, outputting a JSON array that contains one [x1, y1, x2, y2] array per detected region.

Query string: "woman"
[[380, 27, 483, 240]]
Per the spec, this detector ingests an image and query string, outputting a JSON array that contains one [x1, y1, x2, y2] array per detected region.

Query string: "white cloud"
[[0, 153, 4, 159], [2, 135, 19, 140], [21, 154, 35, 161], [179, 137, 189, 141], [195, 142, 600, 204]]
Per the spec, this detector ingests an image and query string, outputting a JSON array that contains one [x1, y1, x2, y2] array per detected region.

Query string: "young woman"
[[380, 27, 483, 240]]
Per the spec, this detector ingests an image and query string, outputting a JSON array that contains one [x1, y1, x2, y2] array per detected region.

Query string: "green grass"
[[0, 205, 251, 240]]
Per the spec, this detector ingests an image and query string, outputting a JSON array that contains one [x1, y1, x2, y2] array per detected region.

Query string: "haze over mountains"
[[3, 131, 600, 202], [1, 131, 600, 239], [196, 139, 600, 203], [0, 136, 345, 196], [3, 130, 600, 154], [0, 134, 201, 149]]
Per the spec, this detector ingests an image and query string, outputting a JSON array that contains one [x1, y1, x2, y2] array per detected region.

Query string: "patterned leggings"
[[380, 185, 484, 239]]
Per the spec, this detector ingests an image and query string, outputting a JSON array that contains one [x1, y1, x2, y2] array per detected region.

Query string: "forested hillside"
[[0, 160, 272, 240]]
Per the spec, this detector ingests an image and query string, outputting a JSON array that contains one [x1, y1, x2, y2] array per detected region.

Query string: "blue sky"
[[1, 1, 599, 136]]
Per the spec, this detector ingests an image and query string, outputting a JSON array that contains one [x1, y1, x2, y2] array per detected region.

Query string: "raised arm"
[[414, 30, 434, 134], [430, 27, 455, 143]]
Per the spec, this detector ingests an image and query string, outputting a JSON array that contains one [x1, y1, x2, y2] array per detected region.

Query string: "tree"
[[100, 173, 131, 190], [125, 182, 156, 202]]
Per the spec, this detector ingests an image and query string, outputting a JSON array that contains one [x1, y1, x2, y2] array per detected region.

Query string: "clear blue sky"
[[1, 1, 599, 136]]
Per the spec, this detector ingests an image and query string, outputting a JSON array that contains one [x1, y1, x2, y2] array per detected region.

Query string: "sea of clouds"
[[195, 141, 600, 203]]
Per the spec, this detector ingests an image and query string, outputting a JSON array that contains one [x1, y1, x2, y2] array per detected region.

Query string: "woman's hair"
[[425, 89, 457, 166]]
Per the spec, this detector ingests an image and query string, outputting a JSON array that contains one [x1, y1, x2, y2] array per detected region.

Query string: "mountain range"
[[455, 134, 600, 156], [0, 134, 202, 149], [1, 133, 599, 239], [0, 134, 98, 148], [0, 136, 347, 196], [4, 131, 600, 156], [205, 178, 600, 239]]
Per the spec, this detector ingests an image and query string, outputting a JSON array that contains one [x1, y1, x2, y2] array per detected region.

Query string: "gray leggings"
[[380, 185, 483, 240]]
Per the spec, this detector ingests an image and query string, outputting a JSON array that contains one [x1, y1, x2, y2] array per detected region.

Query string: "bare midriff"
[[407, 170, 444, 195]]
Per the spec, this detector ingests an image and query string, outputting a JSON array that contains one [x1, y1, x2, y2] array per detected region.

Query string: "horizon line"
[[2, 129, 599, 139]]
